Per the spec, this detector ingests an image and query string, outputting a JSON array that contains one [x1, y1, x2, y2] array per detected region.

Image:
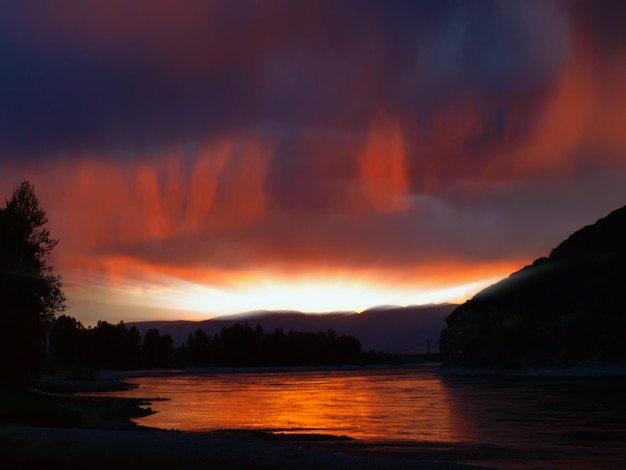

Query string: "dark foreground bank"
[[4, 424, 626, 470], [1, 377, 154, 430]]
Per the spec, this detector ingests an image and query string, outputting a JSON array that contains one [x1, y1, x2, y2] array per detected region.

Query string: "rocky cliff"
[[440, 206, 626, 372]]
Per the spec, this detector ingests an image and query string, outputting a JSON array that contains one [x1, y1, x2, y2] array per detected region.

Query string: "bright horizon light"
[[66, 267, 509, 325]]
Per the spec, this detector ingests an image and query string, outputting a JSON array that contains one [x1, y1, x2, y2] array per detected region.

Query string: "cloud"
[[0, 1, 570, 161], [2, 1, 626, 319]]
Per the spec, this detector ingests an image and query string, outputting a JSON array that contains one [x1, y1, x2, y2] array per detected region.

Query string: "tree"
[[49, 315, 85, 364], [0, 181, 65, 382], [186, 329, 211, 365], [143, 328, 173, 368], [125, 326, 142, 369]]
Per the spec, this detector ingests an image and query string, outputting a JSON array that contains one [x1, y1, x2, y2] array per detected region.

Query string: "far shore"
[[96, 361, 626, 381], [439, 363, 626, 377], [98, 361, 441, 379]]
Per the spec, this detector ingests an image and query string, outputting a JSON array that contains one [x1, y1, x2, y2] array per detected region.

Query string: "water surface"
[[101, 366, 626, 452]]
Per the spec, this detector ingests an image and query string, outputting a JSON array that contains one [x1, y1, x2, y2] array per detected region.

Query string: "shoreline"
[[439, 363, 626, 377], [29, 375, 140, 394], [98, 362, 441, 379], [1, 376, 159, 431], [3, 373, 625, 468], [93, 361, 626, 381]]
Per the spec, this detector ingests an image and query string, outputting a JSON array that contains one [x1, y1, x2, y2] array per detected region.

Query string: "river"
[[97, 364, 626, 457]]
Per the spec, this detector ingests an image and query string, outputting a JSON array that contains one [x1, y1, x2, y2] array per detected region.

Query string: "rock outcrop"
[[440, 206, 626, 372]]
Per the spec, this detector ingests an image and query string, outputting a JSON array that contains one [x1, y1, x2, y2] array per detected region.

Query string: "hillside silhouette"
[[128, 304, 455, 354], [440, 205, 626, 371]]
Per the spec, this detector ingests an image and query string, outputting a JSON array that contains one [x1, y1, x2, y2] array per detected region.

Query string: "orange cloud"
[[491, 29, 626, 180], [185, 143, 232, 232], [515, 43, 595, 175], [590, 53, 626, 155], [1, 134, 272, 272], [357, 121, 409, 212], [214, 139, 271, 226]]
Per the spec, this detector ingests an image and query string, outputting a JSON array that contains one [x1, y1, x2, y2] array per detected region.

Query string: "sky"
[[2, 0, 626, 325]]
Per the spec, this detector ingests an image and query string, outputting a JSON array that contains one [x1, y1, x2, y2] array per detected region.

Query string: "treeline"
[[184, 323, 390, 367], [50, 315, 173, 369], [49, 316, 390, 370], [0, 181, 391, 383]]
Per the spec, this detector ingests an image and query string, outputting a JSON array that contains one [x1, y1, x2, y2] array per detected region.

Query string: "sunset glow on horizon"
[[2, 1, 626, 325], [61, 260, 515, 324]]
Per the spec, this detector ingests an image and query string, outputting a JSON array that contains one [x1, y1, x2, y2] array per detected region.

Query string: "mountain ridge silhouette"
[[440, 205, 626, 371], [127, 304, 456, 354]]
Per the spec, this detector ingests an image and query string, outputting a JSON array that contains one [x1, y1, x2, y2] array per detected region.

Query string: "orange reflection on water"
[[109, 368, 460, 442]]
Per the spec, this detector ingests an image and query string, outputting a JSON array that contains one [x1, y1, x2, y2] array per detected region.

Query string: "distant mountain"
[[440, 205, 626, 372], [128, 304, 456, 353]]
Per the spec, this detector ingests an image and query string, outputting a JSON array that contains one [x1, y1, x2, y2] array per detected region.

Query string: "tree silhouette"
[[89, 321, 125, 369], [201, 323, 379, 367], [125, 325, 142, 369], [186, 329, 211, 365], [49, 316, 144, 370], [143, 328, 173, 368], [0, 181, 65, 383], [49, 315, 85, 365]]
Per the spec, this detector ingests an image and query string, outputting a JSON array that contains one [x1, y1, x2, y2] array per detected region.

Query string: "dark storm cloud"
[[0, 22, 259, 157], [569, 0, 626, 55], [0, 0, 570, 163]]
